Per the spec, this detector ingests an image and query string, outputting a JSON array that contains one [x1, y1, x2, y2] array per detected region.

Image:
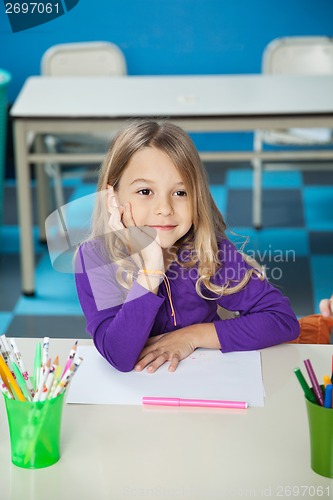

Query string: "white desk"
[[10, 74, 333, 294], [0, 340, 332, 500]]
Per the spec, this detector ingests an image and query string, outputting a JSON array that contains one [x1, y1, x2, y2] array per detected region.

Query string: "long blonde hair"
[[90, 120, 263, 298]]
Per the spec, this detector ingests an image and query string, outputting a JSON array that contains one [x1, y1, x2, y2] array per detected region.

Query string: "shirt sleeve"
[[212, 240, 300, 352], [75, 243, 165, 372]]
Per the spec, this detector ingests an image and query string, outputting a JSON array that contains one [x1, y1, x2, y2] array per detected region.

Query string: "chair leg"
[[44, 135, 66, 211], [252, 131, 264, 229], [53, 164, 66, 211]]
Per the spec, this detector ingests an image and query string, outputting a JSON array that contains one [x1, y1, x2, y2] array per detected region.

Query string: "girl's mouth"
[[149, 225, 176, 231]]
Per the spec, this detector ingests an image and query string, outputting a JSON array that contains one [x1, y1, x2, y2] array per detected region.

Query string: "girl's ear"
[[106, 184, 119, 210]]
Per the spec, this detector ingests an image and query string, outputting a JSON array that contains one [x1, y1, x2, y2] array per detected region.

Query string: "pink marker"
[[62, 340, 78, 377], [142, 397, 248, 409]]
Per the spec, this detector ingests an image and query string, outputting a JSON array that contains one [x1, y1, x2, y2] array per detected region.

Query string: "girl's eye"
[[137, 189, 152, 196], [136, 189, 187, 197]]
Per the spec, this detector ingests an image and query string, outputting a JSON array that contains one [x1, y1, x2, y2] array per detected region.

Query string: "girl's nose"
[[154, 197, 174, 216]]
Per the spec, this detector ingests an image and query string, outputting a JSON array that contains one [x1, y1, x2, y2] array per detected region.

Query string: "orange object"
[[0, 354, 26, 401], [0, 360, 11, 392], [290, 314, 333, 345]]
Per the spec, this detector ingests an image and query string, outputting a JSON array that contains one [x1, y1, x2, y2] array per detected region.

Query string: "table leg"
[[13, 121, 35, 296], [34, 134, 50, 243]]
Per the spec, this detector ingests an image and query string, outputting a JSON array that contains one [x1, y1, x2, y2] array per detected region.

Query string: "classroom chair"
[[252, 36, 333, 228], [40, 41, 127, 210]]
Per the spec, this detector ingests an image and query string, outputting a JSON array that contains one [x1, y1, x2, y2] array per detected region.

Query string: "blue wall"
[[1, 0, 333, 103]]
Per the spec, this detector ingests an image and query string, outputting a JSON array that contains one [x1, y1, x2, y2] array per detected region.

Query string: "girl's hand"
[[106, 185, 126, 232], [106, 186, 163, 271], [319, 295, 333, 318], [134, 329, 196, 373]]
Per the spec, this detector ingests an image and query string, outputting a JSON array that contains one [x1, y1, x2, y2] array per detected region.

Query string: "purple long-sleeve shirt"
[[75, 238, 299, 372]]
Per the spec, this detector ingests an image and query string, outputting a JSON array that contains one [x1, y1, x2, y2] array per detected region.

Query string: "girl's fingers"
[[137, 338, 166, 360], [108, 207, 124, 231], [118, 201, 160, 247], [146, 353, 169, 373], [107, 199, 162, 267], [135, 351, 157, 371], [107, 187, 125, 231], [168, 354, 180, 372], [121, 202, 136, 227]]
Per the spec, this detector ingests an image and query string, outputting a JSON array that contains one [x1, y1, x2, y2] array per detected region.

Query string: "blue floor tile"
[[303, 170, 333, 186], [303, 187, 333, 230], [228, 228, 309, 257], [68, 183, 96, 202], [210, 185, 227, 215], [311, 255, 333, 314], [7, 315, 89, 339], [0, 226, 46, 254], [0, 312, 13, 333], [227, 189, 304, 228], [14, 254, 81, 315], [204, 162, 226, 185], [309, 231, 333, 255], [255, 256, 314, 316]]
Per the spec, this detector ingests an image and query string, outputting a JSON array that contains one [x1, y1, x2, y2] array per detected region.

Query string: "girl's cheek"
[[130, 203, 146, 225]]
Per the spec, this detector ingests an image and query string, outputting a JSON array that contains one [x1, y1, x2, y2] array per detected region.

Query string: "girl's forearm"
[[188, 323, 221, 350]]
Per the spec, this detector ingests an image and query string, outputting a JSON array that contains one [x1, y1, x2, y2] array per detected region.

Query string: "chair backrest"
[[41, 41, 127, 76], [262, 37, 333, 75]]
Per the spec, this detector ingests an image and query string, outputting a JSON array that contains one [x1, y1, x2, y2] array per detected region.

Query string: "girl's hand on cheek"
[[122, 201, 164, 271], [134, 329, 196, 373], [107, 187, 144, 269], [107, 187, 163, 275], [121, 201, 137, 228], [107, 185, 125, 231]]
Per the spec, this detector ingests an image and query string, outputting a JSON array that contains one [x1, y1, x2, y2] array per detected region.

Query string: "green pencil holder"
[[305, 396, 333, 478], [4, 392, 65, 469]]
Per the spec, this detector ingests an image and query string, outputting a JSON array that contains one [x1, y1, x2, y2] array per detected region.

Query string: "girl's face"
[[114, 147, 193, 249]]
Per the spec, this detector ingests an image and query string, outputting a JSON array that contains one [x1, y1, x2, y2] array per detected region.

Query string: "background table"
[[10, 74, 333, 294], [0, 340, 332, 500]]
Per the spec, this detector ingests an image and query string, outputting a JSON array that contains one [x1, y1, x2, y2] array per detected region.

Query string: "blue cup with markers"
[[305, 388, 333, 478]]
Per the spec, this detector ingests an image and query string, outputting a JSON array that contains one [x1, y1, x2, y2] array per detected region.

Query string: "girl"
[[75, 120, 299, 373]]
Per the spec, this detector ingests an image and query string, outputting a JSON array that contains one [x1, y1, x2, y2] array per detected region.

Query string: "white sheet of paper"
[[67, 346, 264, 407]]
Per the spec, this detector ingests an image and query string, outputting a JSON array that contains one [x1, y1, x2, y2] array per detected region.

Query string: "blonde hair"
[[90, 120, 264, 298]]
